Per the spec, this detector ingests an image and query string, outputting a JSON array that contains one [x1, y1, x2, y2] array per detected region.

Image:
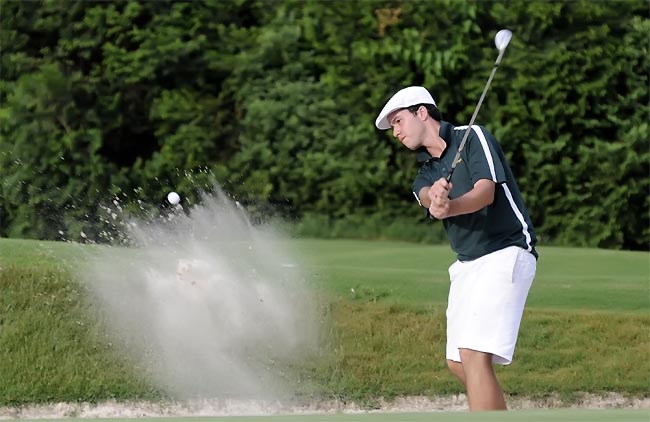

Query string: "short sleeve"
[[466, 126, 506, 184], [412, 164, 436, 207]]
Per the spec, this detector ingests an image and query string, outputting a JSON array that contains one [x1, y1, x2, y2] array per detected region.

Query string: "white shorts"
[[446, 246, 536, 365]]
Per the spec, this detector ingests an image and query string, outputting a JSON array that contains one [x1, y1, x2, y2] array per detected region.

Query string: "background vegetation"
[[1, 0, 649, 250], [1, 238, 648, 405]]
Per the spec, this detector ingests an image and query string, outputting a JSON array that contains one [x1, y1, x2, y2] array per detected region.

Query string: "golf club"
[[446, 29, 512, 182]]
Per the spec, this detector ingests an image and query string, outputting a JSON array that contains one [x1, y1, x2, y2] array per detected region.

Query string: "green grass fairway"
[[16, 408, 650, 422], [290, 238, 649, 313], [2, 237, 647, 314]]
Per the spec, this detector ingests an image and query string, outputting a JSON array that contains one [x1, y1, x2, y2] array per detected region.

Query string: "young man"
[[375, 86, 537, 411]]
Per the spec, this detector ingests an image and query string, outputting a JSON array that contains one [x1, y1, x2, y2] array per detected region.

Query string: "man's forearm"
[[418, 186, 432, 208], [427, 178, 495, 219]]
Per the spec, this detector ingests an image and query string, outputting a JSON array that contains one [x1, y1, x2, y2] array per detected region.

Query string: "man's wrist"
[[446, 199, 456, 218]]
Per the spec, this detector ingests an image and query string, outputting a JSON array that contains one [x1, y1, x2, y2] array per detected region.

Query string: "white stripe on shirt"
[[472, 126, 497, 182], [501, 184, 534, 252], [454, 125, 497, 181]]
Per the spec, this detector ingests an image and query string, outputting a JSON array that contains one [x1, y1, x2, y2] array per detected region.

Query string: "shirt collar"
[[415, 121, 454, 162]]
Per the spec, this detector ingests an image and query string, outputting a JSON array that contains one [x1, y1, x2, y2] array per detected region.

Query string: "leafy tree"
[[1, 0, 267, 239], [1, 0, 647, 250], [488, 0, 649, 249], [0, 63, 121, 239]]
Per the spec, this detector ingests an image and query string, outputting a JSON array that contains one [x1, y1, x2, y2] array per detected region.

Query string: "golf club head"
[[495, 29, 512, 52]]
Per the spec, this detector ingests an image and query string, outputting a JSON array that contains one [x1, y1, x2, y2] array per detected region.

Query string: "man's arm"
[[428, 178, 495, 220], [417, 186, 433, 209]]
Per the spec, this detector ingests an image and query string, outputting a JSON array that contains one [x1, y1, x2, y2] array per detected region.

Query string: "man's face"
[[388, 107, 425, 150]]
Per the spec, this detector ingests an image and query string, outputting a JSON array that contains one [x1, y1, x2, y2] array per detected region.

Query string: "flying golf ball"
[[167, 191, 181, 205]]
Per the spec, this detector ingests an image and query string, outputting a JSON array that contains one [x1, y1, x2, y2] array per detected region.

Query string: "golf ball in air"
[[167, 191, 181, 205]]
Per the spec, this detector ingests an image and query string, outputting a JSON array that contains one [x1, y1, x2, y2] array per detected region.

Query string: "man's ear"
[[417, 105, 428, 120]]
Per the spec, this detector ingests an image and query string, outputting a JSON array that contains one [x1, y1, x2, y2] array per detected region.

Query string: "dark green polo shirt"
[[413, 121, 537, 261]]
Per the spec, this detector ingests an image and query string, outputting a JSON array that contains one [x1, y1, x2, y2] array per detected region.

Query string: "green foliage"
[[1, 0, 647, 250], [0, 63, 121, 240], [489, 1, 649, 249]]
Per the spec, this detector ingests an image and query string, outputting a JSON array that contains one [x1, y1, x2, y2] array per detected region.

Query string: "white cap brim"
[[375, 86, 437, 130]]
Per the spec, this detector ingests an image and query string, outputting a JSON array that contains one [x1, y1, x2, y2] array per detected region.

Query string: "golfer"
[[375, 86, 538, 411]]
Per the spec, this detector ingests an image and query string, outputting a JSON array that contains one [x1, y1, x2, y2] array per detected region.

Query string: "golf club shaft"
[[446, 49, 506, 182]]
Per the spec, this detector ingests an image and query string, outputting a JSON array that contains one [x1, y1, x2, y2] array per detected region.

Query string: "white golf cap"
[[375, 86, 437, 130]]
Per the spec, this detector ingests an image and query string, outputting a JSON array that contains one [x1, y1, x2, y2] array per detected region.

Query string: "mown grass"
[[0, 237, 648, 406], [291, 238, 649, 312]]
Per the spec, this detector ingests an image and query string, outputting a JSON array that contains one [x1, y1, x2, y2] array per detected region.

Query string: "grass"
[[298, 304, 650, 403], [0, 262, 160, 404], [291, 238, 649, 312], [0, 237, 648, 406]]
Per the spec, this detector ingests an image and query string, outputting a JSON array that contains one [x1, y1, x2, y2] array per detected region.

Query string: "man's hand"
[[428, 178, 453, 219]]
